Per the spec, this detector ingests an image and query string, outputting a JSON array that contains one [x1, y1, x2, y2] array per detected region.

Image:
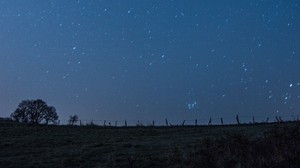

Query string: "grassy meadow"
[[0, 121, 299, 168]]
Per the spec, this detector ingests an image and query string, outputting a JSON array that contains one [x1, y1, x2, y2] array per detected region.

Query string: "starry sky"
[[1, 0, 300, 125]]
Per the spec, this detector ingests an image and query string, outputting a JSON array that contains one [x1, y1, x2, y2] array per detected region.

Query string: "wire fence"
[[56, 114, 300, 127]]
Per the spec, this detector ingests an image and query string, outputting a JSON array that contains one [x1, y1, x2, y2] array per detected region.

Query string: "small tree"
[[11, 99, 58, 125], [68, 114, 79, 125]]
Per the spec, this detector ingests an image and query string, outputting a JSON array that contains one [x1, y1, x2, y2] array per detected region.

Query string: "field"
[[0, 121, 299, 168]]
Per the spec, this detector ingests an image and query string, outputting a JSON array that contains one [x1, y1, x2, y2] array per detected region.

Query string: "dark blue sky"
[[1, 0, 299, 125]]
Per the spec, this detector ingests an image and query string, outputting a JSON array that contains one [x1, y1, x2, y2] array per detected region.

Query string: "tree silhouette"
[[11, 99, 58, 125], [68, 114, 79, 125]]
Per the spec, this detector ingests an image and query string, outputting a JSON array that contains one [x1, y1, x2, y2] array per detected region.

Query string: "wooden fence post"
[[252, 116, 255, 124], [125, 120, 127, 127], [266, 117, 269, 123], [276, 116, 280, 123], [182, 120, 185, 126], [208, 117, 212, 125], [221, 118, 223, 125], [152, 120, 155, 126], [236, 115, 240, 125], [115, 121, 117, 127]]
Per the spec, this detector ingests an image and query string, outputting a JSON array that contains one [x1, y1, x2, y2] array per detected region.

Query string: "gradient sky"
[[1, 0, 299, 125]]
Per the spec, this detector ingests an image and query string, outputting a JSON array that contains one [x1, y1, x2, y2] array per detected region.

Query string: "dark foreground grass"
[[0, 122, 299, 168]]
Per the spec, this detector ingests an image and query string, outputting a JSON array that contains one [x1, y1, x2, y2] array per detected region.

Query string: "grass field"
[[1, 121, 299, 168]]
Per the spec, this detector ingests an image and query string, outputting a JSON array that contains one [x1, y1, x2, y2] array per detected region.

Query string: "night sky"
[[1, 0, 300, 125]]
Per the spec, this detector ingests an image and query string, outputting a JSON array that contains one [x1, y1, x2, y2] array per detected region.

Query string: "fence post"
[[115, 121, 117, 127], [125, 120, 127, 127], [152, 120, 155, 126], [236, 115, 240, 125], [208, 117, 212, 125], [252, 116, 255, 124], [276, 116, 280, 123], [103, 120, 106, 126], [221, 118, 223, 125], [182, 120, 185, 126], [195, 119, 197, 126], [266, 117, 269, 123]]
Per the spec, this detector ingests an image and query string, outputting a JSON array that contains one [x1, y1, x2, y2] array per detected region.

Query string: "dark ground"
[[0, 121, 299, 168]]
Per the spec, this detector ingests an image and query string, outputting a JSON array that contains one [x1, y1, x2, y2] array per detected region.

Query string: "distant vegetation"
[[68, 114, 79, 125], [10, 99, 58, 125], [0, 117, 13, 122]]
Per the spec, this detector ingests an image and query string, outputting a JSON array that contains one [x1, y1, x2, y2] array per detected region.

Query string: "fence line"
[[58, 114, 300, 127]]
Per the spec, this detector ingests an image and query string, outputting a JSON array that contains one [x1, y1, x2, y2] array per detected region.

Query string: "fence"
[[57, 114, 300, 127]]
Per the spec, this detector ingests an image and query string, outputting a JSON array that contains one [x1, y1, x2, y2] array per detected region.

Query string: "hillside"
[[1, 122, 299, 168]]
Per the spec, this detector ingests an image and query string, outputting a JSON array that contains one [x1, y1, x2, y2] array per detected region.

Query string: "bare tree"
[[68, 115, 79, 125], [11, 99, 58, 125]]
